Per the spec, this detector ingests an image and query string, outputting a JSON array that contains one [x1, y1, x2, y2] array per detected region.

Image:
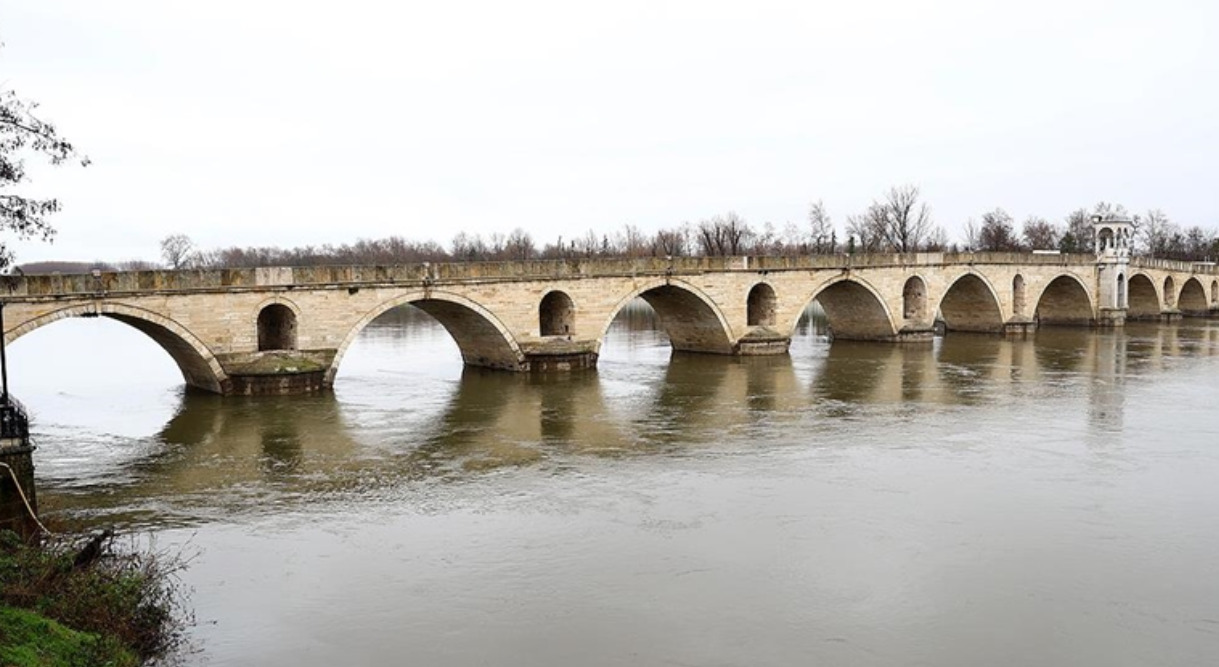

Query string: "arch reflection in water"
[[20, 299, 1219, 528]]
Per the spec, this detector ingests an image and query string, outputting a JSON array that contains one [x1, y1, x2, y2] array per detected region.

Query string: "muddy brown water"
[[8, 304, 1219, 666]]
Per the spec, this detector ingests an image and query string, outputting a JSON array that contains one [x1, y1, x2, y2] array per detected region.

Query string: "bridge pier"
[[1003, 318, 1037, 336], [895, 327, 935, 343], [734, 329, 792, 355], [1096, 308, 1127, 327], [216, 350, 335, 396], [519, 339, 599, 372]]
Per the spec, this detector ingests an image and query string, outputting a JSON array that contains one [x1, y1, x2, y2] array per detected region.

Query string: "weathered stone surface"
[[0, 446, 38, 538], [2, 253, 1217, 395]]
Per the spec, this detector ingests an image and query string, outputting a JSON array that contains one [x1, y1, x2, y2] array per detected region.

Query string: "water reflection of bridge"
[[36, 317, 1218, 522]]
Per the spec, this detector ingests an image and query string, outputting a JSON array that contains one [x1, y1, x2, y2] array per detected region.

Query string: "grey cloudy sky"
[[2, 0, 1217, 264]]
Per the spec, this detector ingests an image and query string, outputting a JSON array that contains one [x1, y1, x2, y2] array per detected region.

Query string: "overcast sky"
[[2, 0, 1217, 264]]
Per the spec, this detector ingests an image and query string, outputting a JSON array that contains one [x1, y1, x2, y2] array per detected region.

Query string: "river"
[[8, 304, 1219, 666]]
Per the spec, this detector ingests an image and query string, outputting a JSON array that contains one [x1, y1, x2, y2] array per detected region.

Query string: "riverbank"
[[0, 529, 190, 666]]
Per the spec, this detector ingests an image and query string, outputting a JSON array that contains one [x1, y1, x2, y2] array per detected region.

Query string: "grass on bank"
[[0, 529, 192, 666], [0, 606, 136, 667]]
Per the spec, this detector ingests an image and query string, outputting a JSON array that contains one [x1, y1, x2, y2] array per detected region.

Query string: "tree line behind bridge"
[[17, 186, 1219, 275]]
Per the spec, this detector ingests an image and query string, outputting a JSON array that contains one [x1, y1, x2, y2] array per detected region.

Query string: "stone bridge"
[[3, 249, 1217, 395]]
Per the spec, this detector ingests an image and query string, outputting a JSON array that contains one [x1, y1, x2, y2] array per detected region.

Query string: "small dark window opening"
[[258, 304, 298, 351], [747, 283, 777, 326], [540, 291, 575, 336]]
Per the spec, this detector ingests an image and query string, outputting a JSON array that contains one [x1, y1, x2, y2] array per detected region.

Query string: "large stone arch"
[[795, 277, 897, 341], [937, 272, 1005, 333], [1127, 273, 1160, 319], [3, 302, 228, 393], [599, 279, 735, 354], [326, 290, 526, 384], [1033, 274, 1095, 326], [1179, 277, 1208, 315]]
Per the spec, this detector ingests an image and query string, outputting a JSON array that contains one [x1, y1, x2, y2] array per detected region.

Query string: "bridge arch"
[[326, 290, 525, 385], [599, 278, 734, 354], [794, 276, 897, 341], [747, 282, 777, 326], [902, 276, 928, 321], [1127, 273, 1160, 319], [3, 302, 228, 393], [937, 272, 1004, 333], [539, 290, 576, 336], [1179, 277, 1208, 315], [256, 298, 300, 351], [1033, 274, 1095, 326]]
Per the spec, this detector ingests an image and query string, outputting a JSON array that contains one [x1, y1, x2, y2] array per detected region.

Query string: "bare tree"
[[1135, 209, 1175, 256], [808, 200, 834, 253], [923, 226, 950, 251], [617, 223, 648, 258], [781, 221, 806, 255], [1058, 208, 1094, 253], [845, 203, 886, 253], [1021, 216, 1060, 250], [651, 225, 690, 257], [503, 228, 535, 260], [160, 234, 195, 269], [451, 231, 487, 260], [696, 212, 753, 256], [847, 185, 934, 253], [880, 185, 933, 252], [976, 208, 1020, 251]]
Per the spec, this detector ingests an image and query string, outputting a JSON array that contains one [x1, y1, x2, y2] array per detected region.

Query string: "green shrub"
[[0, 529, 192, 663]]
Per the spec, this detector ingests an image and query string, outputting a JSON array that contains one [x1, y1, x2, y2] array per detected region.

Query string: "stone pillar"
[[0, 441, 38, 539]]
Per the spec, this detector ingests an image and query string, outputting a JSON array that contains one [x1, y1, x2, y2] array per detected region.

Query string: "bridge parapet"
[[1129, 257, 1219, 274], [4, 252, 1106, 299]]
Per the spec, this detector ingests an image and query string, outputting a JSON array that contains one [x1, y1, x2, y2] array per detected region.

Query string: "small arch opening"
[[1212, 280, 1219, 306], [902, 276, 927, 320], [1097, 227, 1114, 252], [258, 304, 298, 351], [1117, 273, 1126, 309], [747, 283, 777, 327], [1013, 274, 1026, 316], [539, 290, 576, 336], [1163, 276, 1176, 308]]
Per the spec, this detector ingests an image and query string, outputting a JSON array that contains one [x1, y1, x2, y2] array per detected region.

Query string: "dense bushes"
[[0, 529, 191, 665]]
